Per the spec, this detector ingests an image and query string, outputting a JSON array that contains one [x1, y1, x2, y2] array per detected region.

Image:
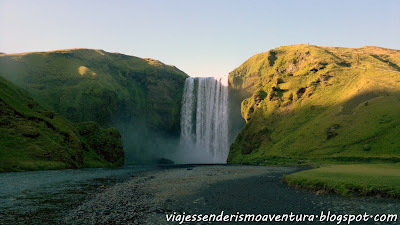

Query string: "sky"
[[0, 0, 399, 77]]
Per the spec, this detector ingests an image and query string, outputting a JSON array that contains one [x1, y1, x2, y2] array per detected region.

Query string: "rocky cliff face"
[[0, 76, 123, 172], [228, 45, 400, 165]]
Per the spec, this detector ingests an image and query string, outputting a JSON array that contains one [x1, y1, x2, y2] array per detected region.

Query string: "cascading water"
[[178, 76, 229, 164]]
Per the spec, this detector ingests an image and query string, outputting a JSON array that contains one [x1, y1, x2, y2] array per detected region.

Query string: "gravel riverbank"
[[63, 165, 400, 225], [63, 165, 298, 224]]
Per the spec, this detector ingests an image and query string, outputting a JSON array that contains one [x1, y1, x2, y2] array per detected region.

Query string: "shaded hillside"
[[228, 45, 400, 165], [0, 77, 123, 172], [0, 49, 188, 163]]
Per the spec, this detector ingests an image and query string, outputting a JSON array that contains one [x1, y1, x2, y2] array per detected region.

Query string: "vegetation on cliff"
[[0, 49, 188, 133], [0, 76, 123, 172], [228, 44, 400, 165], [0, 49, 189, 164]]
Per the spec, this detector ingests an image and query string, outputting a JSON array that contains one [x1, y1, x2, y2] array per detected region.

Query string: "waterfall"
[[178, 76, 229, 164]]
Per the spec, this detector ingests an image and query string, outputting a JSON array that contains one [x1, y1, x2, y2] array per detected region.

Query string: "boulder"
[[326, 124, 340, 139], [159, 158, 175, 165]]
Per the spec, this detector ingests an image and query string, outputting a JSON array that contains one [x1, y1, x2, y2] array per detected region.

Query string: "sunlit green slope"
[[228, 45, 400, 165]]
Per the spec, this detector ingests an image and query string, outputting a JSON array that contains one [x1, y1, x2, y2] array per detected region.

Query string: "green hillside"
[[0, 76, 123, 172], [228, 44, 400, 165], [0, 49, 188, 132], [0, 49, 188, 163]]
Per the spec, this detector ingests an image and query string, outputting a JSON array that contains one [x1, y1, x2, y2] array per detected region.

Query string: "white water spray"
[[177, 76, 229, 164]]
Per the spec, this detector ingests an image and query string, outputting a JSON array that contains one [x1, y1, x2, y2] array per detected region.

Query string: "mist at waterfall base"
[[116, 119, 180, 165], [118, 76, 245, 165]]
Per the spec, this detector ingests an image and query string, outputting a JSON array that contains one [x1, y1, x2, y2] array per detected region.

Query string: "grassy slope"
[[283, 164, 400, 198], [0, 76, 124, 172], [228, 44, 400, 165], [0, 49, 188, 133]]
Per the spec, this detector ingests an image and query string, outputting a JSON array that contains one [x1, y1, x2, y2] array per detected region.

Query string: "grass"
[[283, 164, 400, 198]]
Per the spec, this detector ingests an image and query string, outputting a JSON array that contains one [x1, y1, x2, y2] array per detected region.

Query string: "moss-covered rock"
[[228, 45, 400, 165], [77, 121, 124, 165]]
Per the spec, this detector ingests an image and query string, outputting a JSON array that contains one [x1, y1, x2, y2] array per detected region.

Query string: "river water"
[[0, 165, 158, 224]]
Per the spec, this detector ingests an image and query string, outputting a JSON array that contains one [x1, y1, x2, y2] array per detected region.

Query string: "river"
[[0, 165, 158, 224], [1, 165, 399, 224]]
